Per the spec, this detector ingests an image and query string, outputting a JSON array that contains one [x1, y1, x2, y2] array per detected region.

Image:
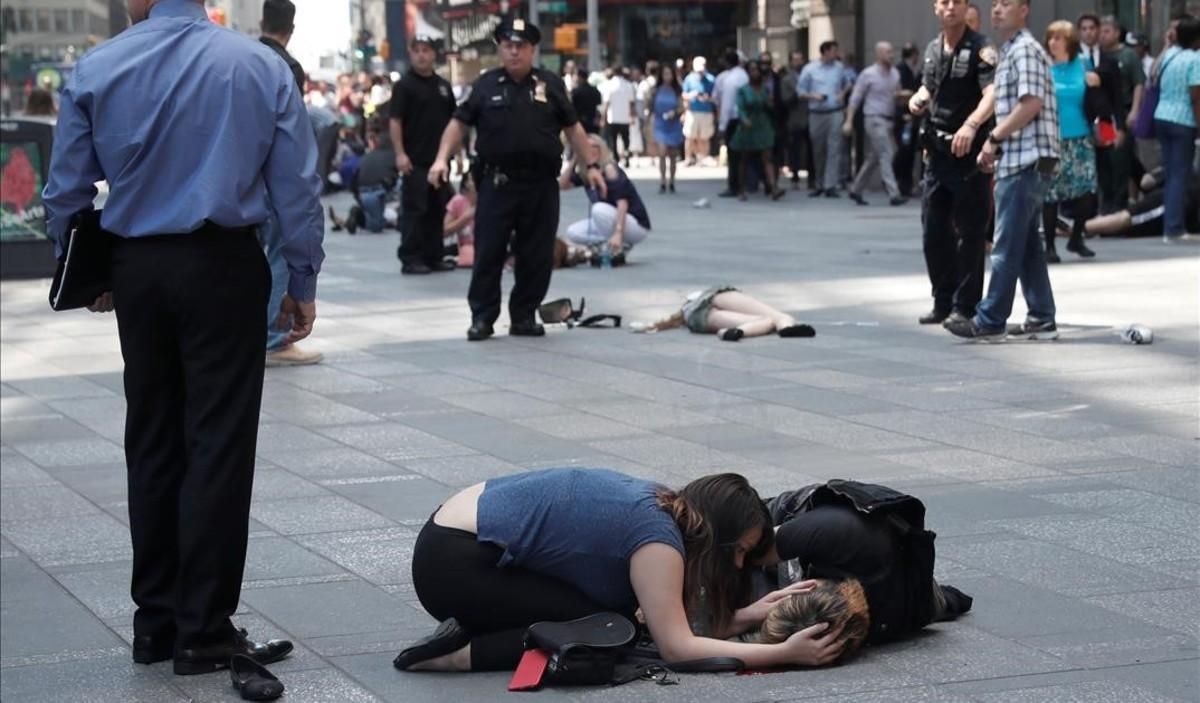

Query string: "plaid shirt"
[[994, 29, 1060, 178]]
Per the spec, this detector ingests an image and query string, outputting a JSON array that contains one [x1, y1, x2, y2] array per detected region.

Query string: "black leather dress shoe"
[[918, 309, 950, 325], [509, 319, 545, 337], [429, 260, 457, 272], [467, 322, 494, 341], [132, 633, 174, 664], [230, 654, 284, 701], [394, 618, 471, 671], [174, 629, 293, 676], [402, 262, 433, 275]]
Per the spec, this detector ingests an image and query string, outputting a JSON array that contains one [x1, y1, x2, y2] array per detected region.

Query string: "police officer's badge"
[[979, 46, 997, 66], [439, 85, 450, 98], [513, 19, 526, 31], [533, 78, 548, 103]]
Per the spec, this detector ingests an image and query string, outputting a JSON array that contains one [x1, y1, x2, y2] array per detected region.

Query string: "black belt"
[[477, 162, 558, 183]]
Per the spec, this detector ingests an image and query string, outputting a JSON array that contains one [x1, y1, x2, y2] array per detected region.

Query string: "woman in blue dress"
[[653, 64, 686, 193]]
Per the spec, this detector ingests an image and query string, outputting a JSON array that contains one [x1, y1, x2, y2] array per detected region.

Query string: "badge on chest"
[[533, 78, 548, 103]]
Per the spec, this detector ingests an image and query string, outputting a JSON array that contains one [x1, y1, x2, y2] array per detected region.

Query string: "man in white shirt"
[[600, 67, 636, 167], [713, 50, 749, 197]]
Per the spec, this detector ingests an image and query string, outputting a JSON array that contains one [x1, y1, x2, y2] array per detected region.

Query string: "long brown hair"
[[656, 474, 773, 634], [754, 579, 871, 660]]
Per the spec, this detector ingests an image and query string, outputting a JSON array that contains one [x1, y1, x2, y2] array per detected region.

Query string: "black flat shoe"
[[394, 619, 471, 671], [132, 633, 174, 665], [778, 324, 816, 338], [230, 654, 284, 701], [174, 629, 293, 676], [849, 192, 868, 206], [1066, 240, 1095, 258], [719, 328, 744, 342], [402, 263, 433, 275], [510, 319, 546, 337], [467, 322, 494, 341]]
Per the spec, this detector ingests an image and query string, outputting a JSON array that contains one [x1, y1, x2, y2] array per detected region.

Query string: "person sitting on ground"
[[1083, 168, 1200, 237], [329, 127, 398, 234], [393, 469, 846, 673], [444, 173, 477, 268], [631, 287, 816, 341], [748, 481, 973, 650], [559, 134, 652, 264]]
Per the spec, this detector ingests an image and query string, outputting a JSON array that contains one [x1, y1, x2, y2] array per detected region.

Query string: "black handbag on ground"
[[509, 612, 744, 690], [48, 209, 117, 311]]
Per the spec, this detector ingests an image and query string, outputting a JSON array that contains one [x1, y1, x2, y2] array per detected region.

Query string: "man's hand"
[[779, 622, 845, 667], [841, 120, 854, 137], [952, 123, 977, 157], [427, 160, 450, 187], [740, 580, 819, 626], [86, 292, 113, 313], [976, 138, 997, 174], [607, 232, 623, 253], [908, 94, 929, 115], [585, 167, 608, 198], [275, 294, 316, 345], [1125, 113, 1138, 131], [395, 151, 413, 176]]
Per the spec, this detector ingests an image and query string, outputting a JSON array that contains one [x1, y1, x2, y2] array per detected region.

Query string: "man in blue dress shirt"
[[797, 41, 853, 197], [42, 0, 323, 676]]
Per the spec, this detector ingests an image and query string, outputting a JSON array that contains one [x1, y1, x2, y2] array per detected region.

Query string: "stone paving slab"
[[3, 173, 1197, 701]]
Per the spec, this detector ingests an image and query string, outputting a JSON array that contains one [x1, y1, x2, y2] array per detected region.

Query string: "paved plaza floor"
[[2, 169, 1197, 702]]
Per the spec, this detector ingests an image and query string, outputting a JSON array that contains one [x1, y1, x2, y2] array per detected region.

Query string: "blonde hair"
[[755, 579, 871, 661], [1044, 20, 1081, 58], [573, 134, 614, 178]]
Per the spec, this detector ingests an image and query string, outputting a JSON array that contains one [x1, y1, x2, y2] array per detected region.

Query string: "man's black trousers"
[[468, 175, 559, 325], [111, 226, 268, 649], [399, 168, 447, 267], [921, 167, 989, 317], [724, 120, 742, 193]]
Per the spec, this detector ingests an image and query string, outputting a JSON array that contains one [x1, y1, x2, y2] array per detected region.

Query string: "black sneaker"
[[919, 308, 950, 325], [944, 317, 1006, 342], [1006, 318, 1059, 340]]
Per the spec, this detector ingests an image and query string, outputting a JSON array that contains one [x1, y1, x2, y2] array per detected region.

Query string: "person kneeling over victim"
[[559, 135, 651, 264], [393, 468, 846, 673]]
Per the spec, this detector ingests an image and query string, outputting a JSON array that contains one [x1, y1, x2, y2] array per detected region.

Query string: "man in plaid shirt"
[[946, 0, 1061, 341]]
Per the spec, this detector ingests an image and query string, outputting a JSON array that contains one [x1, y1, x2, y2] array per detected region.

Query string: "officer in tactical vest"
[[909, 0, 996, 327]]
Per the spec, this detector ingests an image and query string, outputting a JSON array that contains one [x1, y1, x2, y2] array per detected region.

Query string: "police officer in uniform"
[[391, 34, 457, 274], [908, 0, 996, 326], [428, 18, 605, 341]]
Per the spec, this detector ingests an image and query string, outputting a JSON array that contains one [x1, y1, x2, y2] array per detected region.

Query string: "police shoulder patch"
[[979, 46, 998, 66]]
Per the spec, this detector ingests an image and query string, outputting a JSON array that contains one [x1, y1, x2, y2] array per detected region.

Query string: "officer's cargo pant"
[[469, 175, 559, 325]]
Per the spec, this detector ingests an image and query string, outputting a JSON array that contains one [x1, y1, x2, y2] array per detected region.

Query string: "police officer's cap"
[[493, 17, 541, 45], [410, 34, 438, 50]]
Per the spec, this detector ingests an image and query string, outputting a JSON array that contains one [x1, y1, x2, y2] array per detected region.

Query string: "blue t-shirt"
[[1052, 56, 1091, 139], [682, 71, 716, 113], [477, 468, 684, 611], [1154, 47, 1200, 128]]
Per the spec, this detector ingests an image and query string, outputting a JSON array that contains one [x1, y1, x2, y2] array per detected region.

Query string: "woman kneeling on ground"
[[632, 287, 816, 341], [395, 468, 845, 672], [559, 135, 652, 265]]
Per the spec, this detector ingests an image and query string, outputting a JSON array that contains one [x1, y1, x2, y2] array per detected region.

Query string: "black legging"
[[411, 519, 618, 671], [1042, 193, 1097, 253]]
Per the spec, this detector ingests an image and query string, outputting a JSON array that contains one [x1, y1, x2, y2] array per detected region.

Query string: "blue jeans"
[[975, 167, 1056, 330], [259, 213, 289, 351], [360, 186, 388, 233], [1156, 119, 1197, 238]]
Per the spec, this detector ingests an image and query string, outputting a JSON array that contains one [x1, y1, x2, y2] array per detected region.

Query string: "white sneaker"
[[266, 345, 323, 367]]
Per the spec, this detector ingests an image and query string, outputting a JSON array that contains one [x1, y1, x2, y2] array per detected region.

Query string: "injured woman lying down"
[[740, 480, 974, 662]]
